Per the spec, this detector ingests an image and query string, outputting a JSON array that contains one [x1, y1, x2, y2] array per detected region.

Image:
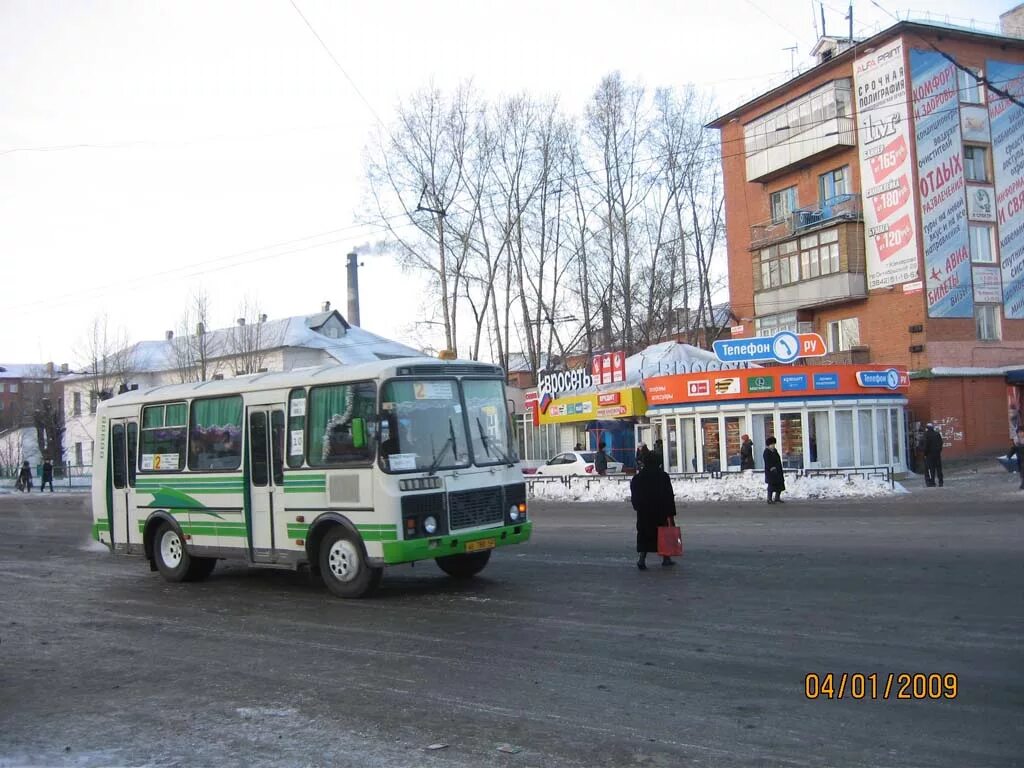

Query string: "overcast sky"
[[0, 0, 1008, 367]]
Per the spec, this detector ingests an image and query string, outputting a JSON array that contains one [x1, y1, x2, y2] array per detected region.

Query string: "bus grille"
[[448, 487, 504, 530]]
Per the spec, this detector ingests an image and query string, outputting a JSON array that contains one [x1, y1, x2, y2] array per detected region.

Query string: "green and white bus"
[[91, 357, 531, 598]]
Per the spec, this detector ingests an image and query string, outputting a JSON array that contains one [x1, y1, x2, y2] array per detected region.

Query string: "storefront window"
[[751, 413, 776, 469], [724, 416, 743, 470], [780, 413, 803, 469], [808, 411, 830, 466], [875, 410, 890, 466], [890, 409, 901, 466], [701, 417, 721, 472], [667, 421, 679, 472], [858, 410, 874, 465], [835, 410, 854, 466], [681, 418, 698, 473]]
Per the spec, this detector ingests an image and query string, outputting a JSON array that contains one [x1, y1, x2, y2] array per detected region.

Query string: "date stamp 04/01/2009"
[[804, 673, 959, 700]]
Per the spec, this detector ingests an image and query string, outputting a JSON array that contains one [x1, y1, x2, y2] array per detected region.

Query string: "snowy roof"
[[59, 312, 422, 381], [0, 364, 60, 380]]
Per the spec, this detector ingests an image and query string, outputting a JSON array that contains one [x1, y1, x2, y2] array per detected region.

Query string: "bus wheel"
[[319, 527, 382, 598], [436, 550, 491, 579], [154, 522, 192, 582], [153, 522, 216, 583]]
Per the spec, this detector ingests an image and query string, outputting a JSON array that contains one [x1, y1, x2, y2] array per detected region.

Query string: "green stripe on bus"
[[92, 519, 110, 541], [381, 522, 533, 565]]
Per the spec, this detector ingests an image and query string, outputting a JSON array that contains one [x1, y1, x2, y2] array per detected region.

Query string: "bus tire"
[[318, 526, 382, 598], [436, 550, 491, 579], [153, 521, 193, 583]]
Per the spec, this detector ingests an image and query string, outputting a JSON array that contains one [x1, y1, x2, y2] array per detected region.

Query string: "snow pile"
[[529, 471, 901, 503]]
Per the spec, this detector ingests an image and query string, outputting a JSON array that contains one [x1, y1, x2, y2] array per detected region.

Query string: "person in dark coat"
[[739, 434, 755, 470], [630, 451, 677, 569], [635, 443, 647, 471], [923, 423, 944, 487], [1007, 428, 1024, 490], [594, 445, 609, 476], [763, 437, 785, 503], [17, 461, 32, 493], [40, 458, 54, 492]]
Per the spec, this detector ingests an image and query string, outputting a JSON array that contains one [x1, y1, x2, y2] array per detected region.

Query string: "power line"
[[286, 0, 387, 129]]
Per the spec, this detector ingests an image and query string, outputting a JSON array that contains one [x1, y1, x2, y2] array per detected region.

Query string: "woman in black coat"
[[630, 452, 677, 569], [763, 436, 785, 503]]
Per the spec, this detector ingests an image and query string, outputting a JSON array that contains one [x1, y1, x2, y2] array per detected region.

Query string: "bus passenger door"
[[109, 419, 138, 551], [247, 406, 285, 563]]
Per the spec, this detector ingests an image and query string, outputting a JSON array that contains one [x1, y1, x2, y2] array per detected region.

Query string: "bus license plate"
[[465, 538, 496, 553]]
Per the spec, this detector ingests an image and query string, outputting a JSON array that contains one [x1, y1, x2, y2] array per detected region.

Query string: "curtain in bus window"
[[308, 382, 377, 466], [189, 396, 243, 471]]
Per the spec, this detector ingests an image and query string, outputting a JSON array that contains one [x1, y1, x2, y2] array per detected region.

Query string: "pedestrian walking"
[[923, 423, 944, 487], [630, 451, 677, 569], [635, 442, 647, 471], [739, 434, 755, 470], [40, 458, 54, 492], [594, 444, 609, 476], [1007, 428, 1024, 490], [763, 437, 785, 504], [17, 460, 32, 493], [573, 442, 584, 451]]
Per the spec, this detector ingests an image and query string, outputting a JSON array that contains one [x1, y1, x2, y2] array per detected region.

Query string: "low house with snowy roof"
[[60, 304, 421, 468]]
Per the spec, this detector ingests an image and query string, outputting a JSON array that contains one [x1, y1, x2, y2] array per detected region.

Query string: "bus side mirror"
[[351, 417, 366, 449]]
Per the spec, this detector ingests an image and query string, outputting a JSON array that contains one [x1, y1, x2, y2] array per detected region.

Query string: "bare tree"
[[79, 315, 135, 403], [172, 289, 222, 383], [226, 299, 283, 375]]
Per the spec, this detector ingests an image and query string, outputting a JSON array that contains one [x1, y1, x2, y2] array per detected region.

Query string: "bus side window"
[[126, 423, 138, 487], [111, 424, 127, 489]]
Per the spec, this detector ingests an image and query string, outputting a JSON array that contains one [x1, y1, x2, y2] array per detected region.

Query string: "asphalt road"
[[0, 487, 1021, 768]]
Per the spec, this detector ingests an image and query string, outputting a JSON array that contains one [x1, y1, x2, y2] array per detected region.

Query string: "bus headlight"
[[423, 516, 438, 535], [509, 505, 520, 522]]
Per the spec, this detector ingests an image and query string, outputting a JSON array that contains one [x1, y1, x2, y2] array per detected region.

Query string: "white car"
[[534, 451, 624, 476]]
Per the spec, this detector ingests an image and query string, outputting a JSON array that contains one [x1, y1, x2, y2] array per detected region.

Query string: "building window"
[[770, 187, 797, 223], [975, 304, 1001, 341], [799, 229, 840, 279], [756, 311, 799, 336], [74, 442, 83, 466], [958, 67, 983, 104], [0, 383, 5, 393], [9, 383, 17, 394], [964, 146, 989, 182], [89, 391, 98, 415], [969, 224, 996, 263], [827, 318, 861, 352], [759, 241, 800, 289], [72, 392, 82, 416], [819, 166, 849, 205], [43, 383, 51, 394]]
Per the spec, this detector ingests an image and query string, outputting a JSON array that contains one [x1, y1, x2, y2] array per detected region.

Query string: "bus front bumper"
[[381, 521, 532, 565]]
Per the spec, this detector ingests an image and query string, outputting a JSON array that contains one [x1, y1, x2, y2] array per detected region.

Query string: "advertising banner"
[[644, 365, 909, 407], [538, 387, 646, 425], [987, 60, 1024, 318], [854, 38, 920, 289], [973, 266, 1003, 303], [967, 186, 997, 222], [910, 49, 972, 318]]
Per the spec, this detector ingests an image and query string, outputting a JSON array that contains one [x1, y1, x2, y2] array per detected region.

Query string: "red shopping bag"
[[657, 525, 683, 557]]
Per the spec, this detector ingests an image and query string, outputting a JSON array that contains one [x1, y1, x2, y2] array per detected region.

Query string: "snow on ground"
[[529, 471, 902, 503]]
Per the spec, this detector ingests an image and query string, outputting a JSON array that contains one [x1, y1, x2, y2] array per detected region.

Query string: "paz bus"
[[91, 357, 531, 598]]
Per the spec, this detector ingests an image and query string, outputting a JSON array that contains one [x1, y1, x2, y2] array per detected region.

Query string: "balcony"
[[754, 272, 867, 315], [744, 79, 856, 182], [751, 194, 862, 249]]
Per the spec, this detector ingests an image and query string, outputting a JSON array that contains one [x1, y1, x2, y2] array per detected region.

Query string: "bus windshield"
[[464, 379, 515, 466], [380, 379, 471, 473]]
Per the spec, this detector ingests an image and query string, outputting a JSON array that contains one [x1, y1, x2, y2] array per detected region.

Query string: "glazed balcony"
[[750, 194, 862, 249]]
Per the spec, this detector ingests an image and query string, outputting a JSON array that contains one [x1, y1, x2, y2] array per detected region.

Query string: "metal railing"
[[3, 462, 92, 489], [525, 464, 894, 493], [750, 194, 862, 248]]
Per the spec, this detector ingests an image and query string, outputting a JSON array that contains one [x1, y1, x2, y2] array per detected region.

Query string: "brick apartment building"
[[709, 12, 1024, 461], [0, 363, 66, 431]]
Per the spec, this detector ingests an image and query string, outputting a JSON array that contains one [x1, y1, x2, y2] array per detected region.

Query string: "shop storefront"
[[644, 365, 909, 473], [520, 386, 647, 468]]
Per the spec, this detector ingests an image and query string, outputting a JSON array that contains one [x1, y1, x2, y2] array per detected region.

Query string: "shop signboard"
[[537, 387, 646, 425], [966, 186, 996, 222], [713, 332, 826, 364], [644, 365, 909, 407]]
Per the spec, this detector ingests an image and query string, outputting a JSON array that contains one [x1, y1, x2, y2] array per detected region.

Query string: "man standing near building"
[[924, 423, 944, 487], [1007, 428, 1024, 490]]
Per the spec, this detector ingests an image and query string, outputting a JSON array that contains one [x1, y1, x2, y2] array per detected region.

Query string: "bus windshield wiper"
[[427, 418, 458, 476], [476, 416, 515, 466]]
